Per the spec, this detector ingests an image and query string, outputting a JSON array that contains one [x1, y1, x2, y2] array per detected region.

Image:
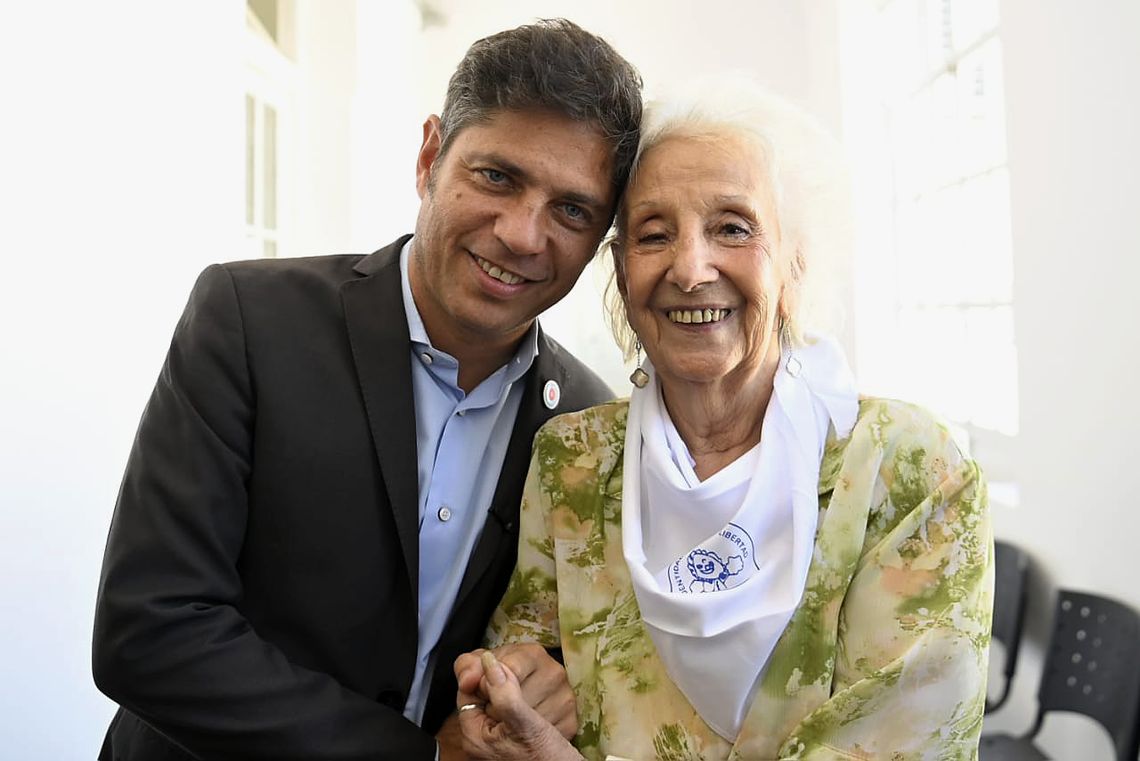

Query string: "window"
[[245, 0, 294, 259], [246, 93, 278, 258], [843, 0, 1018, 445]]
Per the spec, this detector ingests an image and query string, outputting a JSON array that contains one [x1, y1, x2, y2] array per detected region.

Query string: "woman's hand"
[[456, 651, 583, 761], [454, 642, 578, 740]]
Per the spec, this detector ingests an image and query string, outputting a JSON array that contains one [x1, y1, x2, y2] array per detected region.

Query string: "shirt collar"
[[398, 237, 539, 390]]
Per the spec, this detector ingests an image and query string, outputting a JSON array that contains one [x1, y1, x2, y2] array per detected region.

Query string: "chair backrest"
[[987, 540, 1029, 711], [1035, 589, 1140, 760]]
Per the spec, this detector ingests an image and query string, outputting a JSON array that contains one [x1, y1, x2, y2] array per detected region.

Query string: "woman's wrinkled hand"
[[456, 651, 582, 761], [454, 642, 578, 740]]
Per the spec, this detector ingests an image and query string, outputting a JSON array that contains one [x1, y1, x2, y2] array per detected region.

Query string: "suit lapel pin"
[[542, 379, 561, 410]]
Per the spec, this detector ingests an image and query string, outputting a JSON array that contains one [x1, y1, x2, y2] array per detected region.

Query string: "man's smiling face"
[[409, 108, 615, 352]]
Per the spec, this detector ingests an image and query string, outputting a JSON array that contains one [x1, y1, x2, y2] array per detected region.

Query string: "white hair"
[[604, 75, 850, 361]]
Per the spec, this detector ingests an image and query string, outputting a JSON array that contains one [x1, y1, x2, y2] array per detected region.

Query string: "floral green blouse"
[[486, 398, 993, 761]]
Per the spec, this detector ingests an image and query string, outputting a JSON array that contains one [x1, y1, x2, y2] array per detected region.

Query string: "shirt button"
[[457, 409, 466, 417], [421, 352, 433, 365], [437, 506, 452, 522]]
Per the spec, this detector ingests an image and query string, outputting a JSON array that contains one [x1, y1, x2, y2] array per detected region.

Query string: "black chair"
[[979, 589, 1140, 760], [987, 540, 1030, 713]]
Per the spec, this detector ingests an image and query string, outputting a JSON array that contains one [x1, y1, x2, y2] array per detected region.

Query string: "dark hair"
[[439, 18, 642, 197]]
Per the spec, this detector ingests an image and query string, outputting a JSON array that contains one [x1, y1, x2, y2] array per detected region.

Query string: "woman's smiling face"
[[618, 133, 788, 388]]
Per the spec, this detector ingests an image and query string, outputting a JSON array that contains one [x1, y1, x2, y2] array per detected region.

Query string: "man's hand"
[[435, 713, 467, 761], [454, 642, 577, 740]]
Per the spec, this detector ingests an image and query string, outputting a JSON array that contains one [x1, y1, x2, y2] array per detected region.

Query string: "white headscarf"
[[622, 335, 858, 739]]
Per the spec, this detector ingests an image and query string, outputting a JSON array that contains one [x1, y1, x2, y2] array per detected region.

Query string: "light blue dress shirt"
[[396, 240, 538, 726]]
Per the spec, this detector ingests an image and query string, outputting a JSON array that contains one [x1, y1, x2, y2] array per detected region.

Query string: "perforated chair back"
[[987, 541, 1029, 712], [1034, 589, 1140, 760]]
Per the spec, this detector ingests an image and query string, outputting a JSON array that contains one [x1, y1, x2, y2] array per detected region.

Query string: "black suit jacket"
[[92, 237, 613, 760]]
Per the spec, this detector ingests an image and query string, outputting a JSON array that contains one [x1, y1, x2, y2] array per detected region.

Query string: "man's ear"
[[415, 115, 443, 199]]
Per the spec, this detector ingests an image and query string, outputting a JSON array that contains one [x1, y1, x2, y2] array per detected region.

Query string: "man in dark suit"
[[92, 19, 642, 760]]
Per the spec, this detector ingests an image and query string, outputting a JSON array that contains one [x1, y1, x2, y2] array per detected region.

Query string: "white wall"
[[288, 1, 358, 256], [980, 1, 1140, 755], [348, 1, 424, 251], [0, 2, 399, 756], [0, 3, 246, 756]]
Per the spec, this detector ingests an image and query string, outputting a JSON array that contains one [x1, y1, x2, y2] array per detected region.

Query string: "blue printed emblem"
[[667, 522, 761, 593], [686, 549, 744, 592]]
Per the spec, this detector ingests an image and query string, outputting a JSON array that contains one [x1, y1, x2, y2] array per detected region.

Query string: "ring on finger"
[[458, 703, 481, 713]]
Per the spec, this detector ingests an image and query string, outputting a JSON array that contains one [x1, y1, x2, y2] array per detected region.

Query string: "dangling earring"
[[629, 338, 649, 389]]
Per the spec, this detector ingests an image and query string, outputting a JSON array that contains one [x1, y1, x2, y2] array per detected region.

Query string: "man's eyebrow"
[[469, 151, 607, 211], [470, 152, 528, 180], [560, 189, 606, 212]]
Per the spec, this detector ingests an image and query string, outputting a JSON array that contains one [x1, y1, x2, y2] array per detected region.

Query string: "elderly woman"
[[456, 81, 993, 761]]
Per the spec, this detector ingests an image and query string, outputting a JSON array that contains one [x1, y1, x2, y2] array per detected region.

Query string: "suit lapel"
[[451, 330, 566, 609], [341, 236, 421, 597]]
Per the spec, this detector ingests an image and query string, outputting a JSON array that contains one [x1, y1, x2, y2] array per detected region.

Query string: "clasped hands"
[[440, 642, 583, 761]]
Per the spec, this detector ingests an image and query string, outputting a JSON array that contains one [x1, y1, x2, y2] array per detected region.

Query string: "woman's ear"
[[777, 243, 807, 331], [605, 237, 625, 297], [779, 296, 795, 333], [614, 250, 629, 302]]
